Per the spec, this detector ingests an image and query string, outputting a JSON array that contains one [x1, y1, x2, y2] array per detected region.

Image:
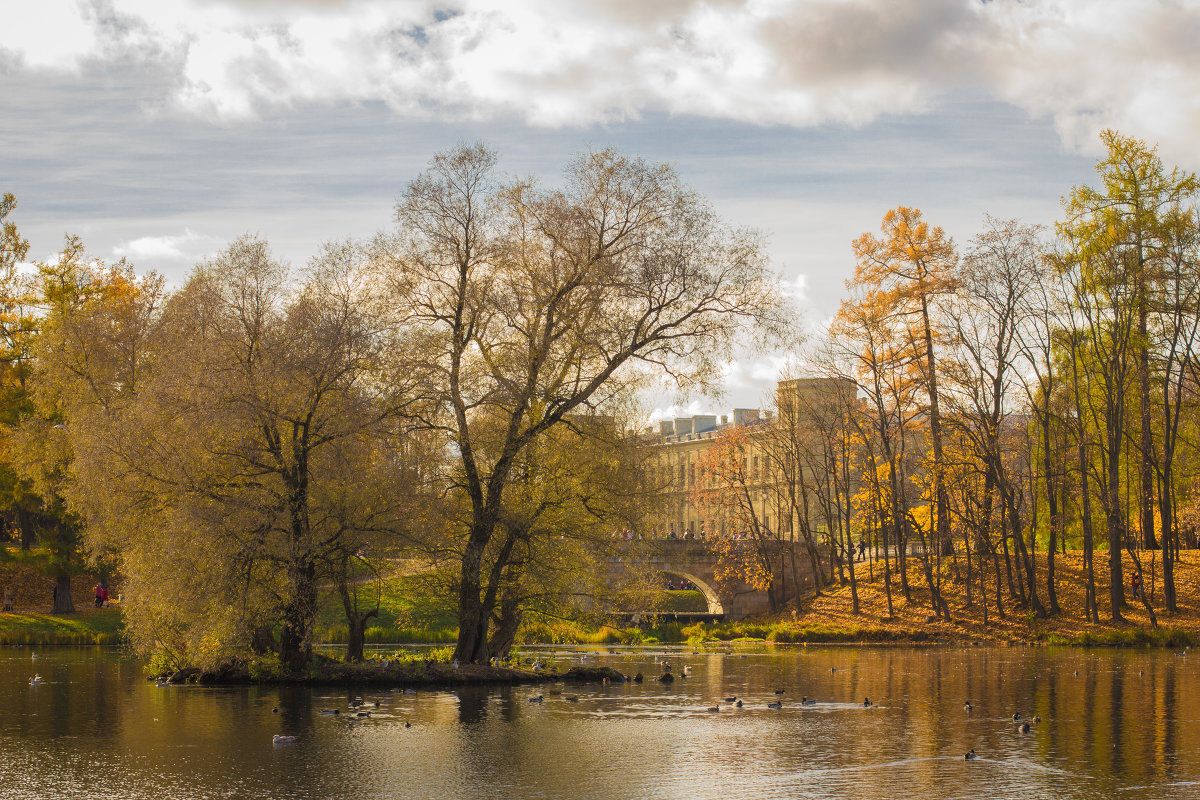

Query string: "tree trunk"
[[278, 559, 317, 673], [488, 588, 523, 662], [880, 514, 894, 617], [978, 532, 988, 626], [845, 527, 860, 615], [1139, 295, 1158, 549], [338, 570, 380, 663], [1079, 444, 1100, 623], [991, 546, 1005, 619], [17, 509, 35, 551], [1042, 412, 1061, 614], [454, 535, 490, 664], [51, 574, 74, 614], [1005, 486, 1045, 618], [920, 296, 953, 557], [1106, 422, 1125, 622], [1162, 479, 1177, 612]]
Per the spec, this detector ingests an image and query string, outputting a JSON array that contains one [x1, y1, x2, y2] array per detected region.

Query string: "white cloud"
[[0, 0, 101, 70], [3, 1, 1199, 162], [112, 228, 210, 261], [978, 0, 1200, 158], [779, 273, 807, 302]]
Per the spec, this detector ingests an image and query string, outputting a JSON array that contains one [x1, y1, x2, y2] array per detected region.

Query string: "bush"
[[248, 653, 286, 681]]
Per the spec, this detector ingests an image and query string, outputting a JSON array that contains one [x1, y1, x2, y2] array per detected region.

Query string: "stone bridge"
[[604, 539, 818, 620]]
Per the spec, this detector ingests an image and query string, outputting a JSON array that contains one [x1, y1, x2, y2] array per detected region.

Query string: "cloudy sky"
[[3, 0, 1198, 412]]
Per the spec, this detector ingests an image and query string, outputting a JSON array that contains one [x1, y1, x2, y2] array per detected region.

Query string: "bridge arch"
[[658, 568, 724, 615]]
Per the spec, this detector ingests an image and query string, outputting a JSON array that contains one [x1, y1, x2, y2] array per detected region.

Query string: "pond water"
[[2, 644, 1198, 799]]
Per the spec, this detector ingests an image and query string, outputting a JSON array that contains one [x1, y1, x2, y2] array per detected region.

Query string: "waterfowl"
[[774, 689, 786, 695], [863, 697, 872, 707], [529, 695, 544, 703], [681, 666, 692, 676], [800, 697, 816, 706], [565, 695, 579, 702], [355, 711, 371, 718], [272, 735, 296, 745], [405, 722, 412, 728], [965, 749, 978, 761], [1012, 712, 1021, 721], [724, 696, 737, 703], [706, 706, 720, 712], [1019, 722, 1031, 734], [633, 672, 644, 683], [1033, 715, 1041, 724], [272, 707, 279, 713], [320, 709, 339, 715], [28, 674, 42, 685], [767, 701, 783, 710], [964, 702, 972, 712], [374, 700, 381, 707], [735, 700, 743, 708]]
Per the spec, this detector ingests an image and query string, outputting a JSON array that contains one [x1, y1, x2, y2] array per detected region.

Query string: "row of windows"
[[654, 455, 765, 487]]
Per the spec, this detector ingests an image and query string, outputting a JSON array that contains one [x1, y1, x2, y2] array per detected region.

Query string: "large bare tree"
[[377, 144, 782, 663]]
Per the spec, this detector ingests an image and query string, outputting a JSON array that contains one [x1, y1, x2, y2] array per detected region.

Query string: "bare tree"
[[377, 145, 783, 663], [947, 217, 1046, 618]]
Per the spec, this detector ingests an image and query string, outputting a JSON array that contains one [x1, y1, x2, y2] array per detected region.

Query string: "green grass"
[[1042, 627, 1200, 648], [0, 608, 124, 645], [661, 590, 707, 612], [313, 573, 459, 645]]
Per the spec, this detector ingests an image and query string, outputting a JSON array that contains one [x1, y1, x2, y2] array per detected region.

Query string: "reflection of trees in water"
[[5, 648, 1200, 797], [457, 686, 491, 725]]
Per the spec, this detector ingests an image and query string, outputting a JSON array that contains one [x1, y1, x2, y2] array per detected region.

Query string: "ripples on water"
[[1, 645, 1197, 799]]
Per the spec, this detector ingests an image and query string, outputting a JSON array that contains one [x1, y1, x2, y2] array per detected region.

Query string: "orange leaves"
[[851, 206, 957, 298]]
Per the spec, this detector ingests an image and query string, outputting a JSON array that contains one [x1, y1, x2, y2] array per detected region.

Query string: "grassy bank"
[[779, 549, 1200, 647], [0, 608, 123, 645]]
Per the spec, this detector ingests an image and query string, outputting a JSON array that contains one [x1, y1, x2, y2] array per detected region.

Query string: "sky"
[[3, 0, 1199, 416]]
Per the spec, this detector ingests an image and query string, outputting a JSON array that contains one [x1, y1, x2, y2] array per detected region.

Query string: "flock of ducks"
[[960, 704, 1045, 759], [275, 693, 415, 744]]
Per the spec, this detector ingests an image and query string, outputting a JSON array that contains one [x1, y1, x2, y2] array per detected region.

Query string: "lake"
[[2, 644, 1197, 799]]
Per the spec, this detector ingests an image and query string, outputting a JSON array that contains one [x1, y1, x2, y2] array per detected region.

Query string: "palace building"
[[645, 377, 858, 540]]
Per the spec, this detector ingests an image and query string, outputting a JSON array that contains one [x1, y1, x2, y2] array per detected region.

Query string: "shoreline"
[[156, 661, 627, 688]]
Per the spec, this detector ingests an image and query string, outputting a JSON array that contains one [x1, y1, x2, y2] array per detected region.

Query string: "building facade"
[[645, 377, 857, 540]]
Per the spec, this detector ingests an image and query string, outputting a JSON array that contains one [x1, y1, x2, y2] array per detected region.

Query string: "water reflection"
[[1, 645, 1198, 799]]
